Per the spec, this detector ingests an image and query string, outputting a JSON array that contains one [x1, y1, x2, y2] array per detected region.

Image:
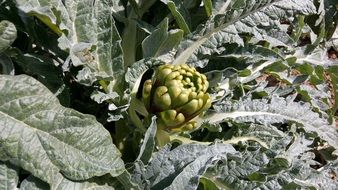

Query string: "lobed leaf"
[[173, 0, 316, 67], [130, 143, 238, 189], [203, 95, 338, 148], [206, 143, 338, 189]]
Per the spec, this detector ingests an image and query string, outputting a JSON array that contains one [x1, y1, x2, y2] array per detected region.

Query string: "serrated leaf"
[[173, 0, 316, 67], [142, 18, 183, 58], [204, 133, 335, 190], [223, 123, 287, 147], [291, 47, 335, 67], [0, 75, 124, 187], [0, 20, 16, 53], [297, 84, 331, 111], [203, 96, 338, 148], [0, 161, 19, 190], [163, 150, 223, 190], [206, 148, 336, 189], [204, 148, 270, 190], [130, 143, 238, 189]]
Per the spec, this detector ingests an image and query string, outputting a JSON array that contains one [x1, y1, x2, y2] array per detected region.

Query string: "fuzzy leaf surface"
[[204, 96, 338, 148], [0, 75, 124, 187], [0, 161, 19, 190], [173, 0, 316, 67]]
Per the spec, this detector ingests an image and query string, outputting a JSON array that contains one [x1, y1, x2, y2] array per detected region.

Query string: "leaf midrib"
[[0, 110, 111, 167], [173, 0, 282, 64], [206, 110, 323, 128]]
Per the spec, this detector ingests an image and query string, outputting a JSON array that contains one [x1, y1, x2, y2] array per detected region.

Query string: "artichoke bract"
[[142, 64, 211, 132]]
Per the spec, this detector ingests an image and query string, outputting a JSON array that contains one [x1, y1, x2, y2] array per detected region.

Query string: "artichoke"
[[142, 64, 211, 132]]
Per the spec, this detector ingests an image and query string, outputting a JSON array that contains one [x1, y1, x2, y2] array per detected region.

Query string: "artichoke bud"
[[168, 86, 181, 99], [142, 79, 153, 109], [157, 67, 172, 84], [165, 71, 180, 84], [171, 121, 197, 132], [160, 110, 185, 127], [186, 72, 193, 77], [183, 121, 196, 131], [154, 86, 171, 111], [141, 64, 212, 132], [173, 92, 189, 107], [202, 97, 212, 111], [189, 92, 197, 99], [178, 99, 199, 116]]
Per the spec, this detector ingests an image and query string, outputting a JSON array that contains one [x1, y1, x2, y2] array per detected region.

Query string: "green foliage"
[[0, 0, 338, 189]]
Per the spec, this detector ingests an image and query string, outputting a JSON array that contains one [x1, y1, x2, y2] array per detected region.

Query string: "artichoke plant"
[[142, 64, 211, 132]]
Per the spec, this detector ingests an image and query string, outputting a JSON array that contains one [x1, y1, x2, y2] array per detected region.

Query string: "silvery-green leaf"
[[130, 143, 238, 189], [20, 176, 49, 190], [173, 0, 316, 67], [297, 84, 331, 111], [91, 91, 119, 104], [142, 18, 183, 58], [211, 0, 231, 15], [0, 161, 18, 190], [0, 75, 124, 186], [20, 175, 115, 190], [115, 171, 140, 190], [223, 123, 287, 147], [16, 0, 124, 91], [14, 0, 68, 35], [136, 116, 157, 164], [205, 142, 337, 190], [291, 47, 335, 67], [203, 96, 338, 148], [0, 20, 16, 53]]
